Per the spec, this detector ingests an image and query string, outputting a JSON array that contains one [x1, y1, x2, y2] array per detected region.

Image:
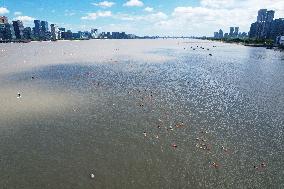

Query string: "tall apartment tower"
[[33, 20, 41, 38], [50, 24, 59, 40], [234, 27, 239, 37], [12, 20, 24, 39], [257, 9, 267, 22], [266, 10, 275, 22], [229, 27, 234, 37], [41, 21, 49, 33], [218, 29, 223, 38]]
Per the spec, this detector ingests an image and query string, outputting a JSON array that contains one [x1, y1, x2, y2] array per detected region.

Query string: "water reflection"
[[0, 40, 283, 189]]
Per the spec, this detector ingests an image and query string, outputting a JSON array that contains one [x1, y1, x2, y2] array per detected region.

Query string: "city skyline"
[[0, 0, 284, 36]]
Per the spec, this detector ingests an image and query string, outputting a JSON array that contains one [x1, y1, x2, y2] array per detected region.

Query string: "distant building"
[[229, 27, 234, 37], [257, 9, 268, 22], [128, 34, 136, 39], [106, 32, 111, 38], [91, 29, 98, 38], [219, 29, 223, 38], [249, 9, 277, 39], [50, 24, 59, 40], [111, 32, 128, 39], [58, 28, 66, 32], [23, 27, 32, 39], [266, 10, 275, 22], [33, 20, 41, 39], [214, 32, 219, 38], [41, 21, 49, 33], [0, 24, 5, 39], [61, 30, 73, 40], [249, 22, 259, 38], [58, 28, 65, 39], [72, 32, 80, 39], [234, 27, 239, 37], [79, 31, 91, 39], [269, 18, 284, 40], [12, 20, 24, 39], [240, 32, 248, 38], [40, 21, 49, 40], [276, 36, 284, 45], [224, 33, 229, 38], [0, 16, 8, 24], [3, 24, 16, 40]]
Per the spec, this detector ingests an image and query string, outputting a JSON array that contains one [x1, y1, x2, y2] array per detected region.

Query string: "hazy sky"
[[1, 0, 284, 36]]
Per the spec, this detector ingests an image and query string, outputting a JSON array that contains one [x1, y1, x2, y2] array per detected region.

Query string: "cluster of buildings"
[[0, 16, 138, 42], [213, 27, 248, 39], [249, 9, 284, 42], [99, 32, 137, 39], [249, 9, 284, 45], [213, 9, 284, 45]]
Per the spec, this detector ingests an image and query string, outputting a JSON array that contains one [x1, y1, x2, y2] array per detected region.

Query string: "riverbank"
[[204, 38, 279, 49]]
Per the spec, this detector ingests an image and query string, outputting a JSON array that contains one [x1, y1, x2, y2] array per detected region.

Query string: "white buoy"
[[90, 173, 95, 179], [17, 92, 21, 99]]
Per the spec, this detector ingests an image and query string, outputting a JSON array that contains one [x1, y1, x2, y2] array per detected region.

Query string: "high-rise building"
[[33, 20, 41, 39], [40, 21, 49, 40], [276, 36, 284, 45], [249, 22, 261, 38], [257, 9, 267, 22], [91, 29, 98, 38], [58, 28, 65, 39], [0, 24, 5, 39], [234, 27, 239, 37], [249, 9, 279, 39], [12, 20, 24, 39], [229, 27, 234, 37], [214, 32, 219, 38], [61, 30, 73, 39], [41, 21, 49, 33], [269, 18, 284, 40], [107, 32, 111, 38], [50, 24, 59, 40], [266, 10, 275, 22], [0, 16, 8, 24], [0, 23, 15, 40], [3, 24, 16, 40], [72, 32, 80, 39], [23, 27, 32, 39], [218, 29, 224, 38]]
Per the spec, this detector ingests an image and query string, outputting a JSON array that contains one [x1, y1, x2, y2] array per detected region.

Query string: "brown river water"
[[0, 39, 283, 188]]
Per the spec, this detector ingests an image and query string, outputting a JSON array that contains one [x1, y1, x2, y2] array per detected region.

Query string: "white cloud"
[[14, 16, 35, 22], [117, 12, 168, 22], [144, 7, 154, 12], [146, 12, 168, 21], [123, 0, 144, 7], [152, 0, 284, 36], [0, 7, 9, 14], [14, 11, 22, 16], [70, 0, 284, 36], [92, 1, 115, 8], [81, 11, 112, 20], [64, 9, 76, 16], [200, 0, 241, 9]]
